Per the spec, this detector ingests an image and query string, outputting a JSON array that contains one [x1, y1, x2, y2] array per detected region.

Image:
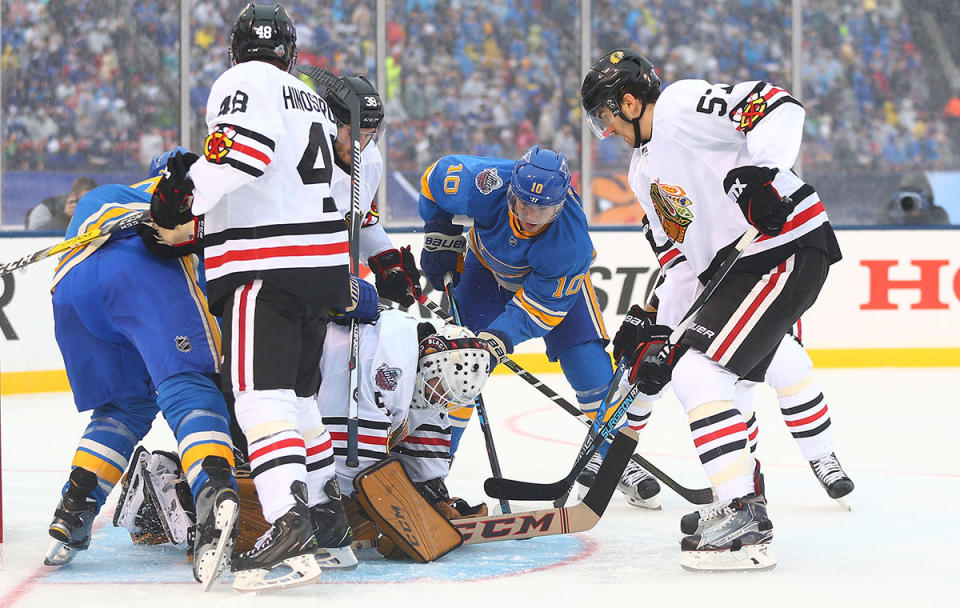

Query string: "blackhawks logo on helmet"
[[649, 179, 694, 242], [375, 363, 402, 392], [204, 125, 236, 163], [475, 168, 503, 195]]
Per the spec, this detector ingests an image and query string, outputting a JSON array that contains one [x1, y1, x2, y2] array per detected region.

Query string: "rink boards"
[[1, 228, 958, 394]]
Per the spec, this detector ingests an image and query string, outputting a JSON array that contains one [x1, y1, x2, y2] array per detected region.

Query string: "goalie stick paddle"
[[444, 274, 511, 514], [351, 427, 638, 550], [483, 379, 643, 501], [415, 296, 714, 504], [0, 209, 151, 276]]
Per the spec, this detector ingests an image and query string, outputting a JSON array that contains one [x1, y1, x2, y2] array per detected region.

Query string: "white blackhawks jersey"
[[190, 60, 350, 311], [628, 79, 832, 280], [329, 144, 393, 261], [317, 309, 450, 492]]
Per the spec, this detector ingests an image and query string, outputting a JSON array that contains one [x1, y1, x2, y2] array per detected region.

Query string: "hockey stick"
[[0, 209, 150, 276], [351, 426, 637, 550], [443, 274, 511, 514], [483, 377, 642, 501], [481, 227, 760, 501], [342, 90, 365, 468], [550, 357, 628, 508], [415, 296, 713, 504]]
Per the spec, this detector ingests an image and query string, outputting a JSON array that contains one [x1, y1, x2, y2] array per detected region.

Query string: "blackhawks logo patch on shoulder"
[[375, 363, 402, 391], [475, 168, 503, 195]]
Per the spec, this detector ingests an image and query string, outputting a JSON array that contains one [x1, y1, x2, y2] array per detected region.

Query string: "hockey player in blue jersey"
[[45, 148, 239, 590], [418, 145, 661, 507]]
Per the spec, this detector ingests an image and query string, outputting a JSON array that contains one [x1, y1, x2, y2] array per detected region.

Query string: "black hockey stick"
[[415, 296, 713, 505], [344, 82, 365, 468], [443, 274, 511, 514], [551, 357, 628, 508], [351, 427, 637, 550], [0, 209, 150, 276], [483, 378, 643, 501]]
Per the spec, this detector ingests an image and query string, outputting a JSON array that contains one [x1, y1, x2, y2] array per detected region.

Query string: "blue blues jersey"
[[419, 155, 598, 346], [53, 178, 160, 289]]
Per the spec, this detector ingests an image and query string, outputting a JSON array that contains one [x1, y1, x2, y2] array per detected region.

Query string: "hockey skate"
[[310, 478, 358, 569], [45, 467, 99, 566], [232, 480, 323, 592], [192, 456, 239, 591], [577, 452, 661, 509], [681, 460, 764, 535], [680, 493, 775, 572], [809, 452, 854, 510]]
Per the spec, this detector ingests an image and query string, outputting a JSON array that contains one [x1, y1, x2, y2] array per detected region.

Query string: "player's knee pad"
[[765, 336, 814, 392], [70, 407, 154, 508], [234, 388, 299, 438], [671, 350, 737, 415], [734, 380, 758, 418], [557, 340, 613, 399]]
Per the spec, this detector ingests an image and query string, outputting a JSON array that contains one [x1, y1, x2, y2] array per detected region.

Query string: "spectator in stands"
[[26, 176, 97, 232]]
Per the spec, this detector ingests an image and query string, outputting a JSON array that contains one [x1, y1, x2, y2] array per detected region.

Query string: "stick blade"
[[483, 476, 568, 501]]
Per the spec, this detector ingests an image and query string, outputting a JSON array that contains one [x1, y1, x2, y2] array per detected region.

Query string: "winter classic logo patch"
[[649, 180, 694, 242], [475, 168, 503, 195], [375, 363, 402, 391]]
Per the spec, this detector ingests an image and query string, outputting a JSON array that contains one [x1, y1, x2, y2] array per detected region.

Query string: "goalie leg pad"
[[354, 458, 462, 563], [234, 475, 272, 555]]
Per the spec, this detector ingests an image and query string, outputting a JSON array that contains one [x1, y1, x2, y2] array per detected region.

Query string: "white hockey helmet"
[[414, 325, 491, 411]]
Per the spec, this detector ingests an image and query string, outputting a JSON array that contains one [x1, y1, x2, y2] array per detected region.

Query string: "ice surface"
[[1, 368, 957, 606]]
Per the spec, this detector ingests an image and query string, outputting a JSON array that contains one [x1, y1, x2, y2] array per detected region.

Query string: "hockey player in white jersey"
[[149, 3, 360, 591], [582, 49, 843, 571], [296, 66, 423, 308], [616, 222, 854, 519]]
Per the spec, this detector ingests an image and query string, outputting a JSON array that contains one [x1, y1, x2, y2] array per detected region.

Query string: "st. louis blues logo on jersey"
[[375, 363, 402, 391]]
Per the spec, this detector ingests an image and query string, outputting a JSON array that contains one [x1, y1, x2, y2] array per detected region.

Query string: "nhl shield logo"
[[375, 363, 402, 391], [175, 336, 192, 353], [475, 168, 503, 195]]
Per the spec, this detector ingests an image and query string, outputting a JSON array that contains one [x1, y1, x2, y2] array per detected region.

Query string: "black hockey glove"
[[150, 151, 199, 229], [612, 304, 657, 364], [627, 324, 687, 395], [420, 220, 466, 291], [723, 166, 797, 237], [368, 246, 422, 307]]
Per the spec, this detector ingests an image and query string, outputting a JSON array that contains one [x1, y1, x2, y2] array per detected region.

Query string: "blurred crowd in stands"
[[2, 0, 957, 203]]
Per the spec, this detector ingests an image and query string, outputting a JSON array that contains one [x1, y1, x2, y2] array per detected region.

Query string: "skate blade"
[[197, 499, 239, 592], [316, 545, 359, 570], [232, 553, 323, 592], [44, 539, 79, 566], [625, 495, 662, 510], [681, 543, 776, 572], [576, 482, 589, 501], [835, 496, 852, 511]]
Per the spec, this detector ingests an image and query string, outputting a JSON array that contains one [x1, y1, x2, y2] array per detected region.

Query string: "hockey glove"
[[723, 165, 797, 237], [136, 222, 199, 259], [628, 324, 688, 395], [476, 328, 513, 371], [368, 246, 422, 307], [331, 275, 379, 324], [420, 221, 466, 291], [150, 151, 199, 229], [612, 304, 658, 364]]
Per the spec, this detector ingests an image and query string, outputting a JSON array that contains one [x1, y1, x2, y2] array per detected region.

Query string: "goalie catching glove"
[[723, 165, 797, 237], [150, 151, 199, 229], [368, 246, 422, 307], [626, 324, 688, 395]]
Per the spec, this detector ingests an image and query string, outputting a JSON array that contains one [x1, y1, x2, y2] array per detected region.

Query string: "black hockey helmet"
[[581, 49, 660, 146], [297, 66, 385, 145], [229, 3, 298, 72]]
